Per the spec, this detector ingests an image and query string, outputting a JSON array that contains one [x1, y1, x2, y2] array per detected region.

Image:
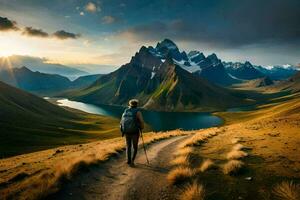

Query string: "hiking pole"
[[140, 129, 150, 165]]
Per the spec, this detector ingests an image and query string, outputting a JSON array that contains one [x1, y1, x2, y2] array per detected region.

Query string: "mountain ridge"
[[69, 42, 249, 111]]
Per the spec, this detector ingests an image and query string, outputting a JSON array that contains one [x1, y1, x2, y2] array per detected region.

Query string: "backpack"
[[120, 108, 140, 134]]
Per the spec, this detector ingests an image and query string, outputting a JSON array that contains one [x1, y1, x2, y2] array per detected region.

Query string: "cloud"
[[53, 30, 81, 40], [85, 2, 98, 13], [80, 12, 85, 16], [0, 16, 19, 31], [22, 27, 49, 38], [114, 0, 300, 49], [102, 16, 116, 24]]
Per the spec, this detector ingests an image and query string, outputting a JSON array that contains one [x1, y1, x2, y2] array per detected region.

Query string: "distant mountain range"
[[223, 61, 265, 80], [0, 55, 88, 80], [255, 65, 299, 80], [0, 66, 103, 95], [68, 39, 251, 111], [0, 39, 297, 110]]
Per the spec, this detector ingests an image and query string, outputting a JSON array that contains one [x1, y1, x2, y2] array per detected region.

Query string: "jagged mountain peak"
[[244, 61, 253, 67], [207, 53, 221, 65], [155, 39, 178, 51]]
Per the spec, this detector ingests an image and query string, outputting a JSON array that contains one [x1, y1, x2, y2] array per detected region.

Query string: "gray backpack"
[[120, 108, 139, 134]]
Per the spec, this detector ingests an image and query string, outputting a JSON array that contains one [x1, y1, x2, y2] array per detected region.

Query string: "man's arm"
[[136, 111, 145, 130]]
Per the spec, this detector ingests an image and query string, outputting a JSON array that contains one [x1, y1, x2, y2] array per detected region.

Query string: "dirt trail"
[[49, 135, 189, 200]]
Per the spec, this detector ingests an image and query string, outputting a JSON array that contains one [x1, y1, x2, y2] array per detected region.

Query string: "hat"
[[129, 99, 139, 107]]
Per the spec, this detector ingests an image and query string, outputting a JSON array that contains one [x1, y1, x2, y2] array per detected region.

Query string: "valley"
[[0, 39, 299, 200], [0, 0, 299, 199]]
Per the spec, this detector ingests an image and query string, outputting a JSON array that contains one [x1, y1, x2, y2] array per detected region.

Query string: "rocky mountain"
[[255, 65, 298, 80], [145, 39, 239, 86], [69, 40, 248, 111], [0, 67, 102, 95], [224, 61, 265, 80]]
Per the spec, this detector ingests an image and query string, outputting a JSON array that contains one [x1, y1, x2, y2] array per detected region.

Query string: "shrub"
[[180, 181, 205, 200], [167, 167, 194, 185], [273, 181, 300, 200], [226, 150, 248, 160], [198, 159, 216, 172], [223, 160, 244, 175]]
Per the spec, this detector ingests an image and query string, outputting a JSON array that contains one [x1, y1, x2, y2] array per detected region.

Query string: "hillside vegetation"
[[166, 90, 300, 199], [0, 81, 120, 158]]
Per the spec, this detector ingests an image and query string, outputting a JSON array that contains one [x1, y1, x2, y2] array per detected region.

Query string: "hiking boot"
[[127, 160, 131, 165], [129, 162, 135, 167]]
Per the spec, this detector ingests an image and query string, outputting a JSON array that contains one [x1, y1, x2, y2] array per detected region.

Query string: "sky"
[[0, 0, 299, 73]]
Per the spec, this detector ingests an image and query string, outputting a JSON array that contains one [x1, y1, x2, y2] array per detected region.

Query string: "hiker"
[[120, 99, 145, 166]]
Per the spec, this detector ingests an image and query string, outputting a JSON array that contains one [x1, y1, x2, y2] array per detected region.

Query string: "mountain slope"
[[0, 67, 103, 95], [276, 71, 300, 93], [0, 66, 72, 95], [0, 81, 119, 157], [71, 74, 103, 88], [69, 46, 248, 112]]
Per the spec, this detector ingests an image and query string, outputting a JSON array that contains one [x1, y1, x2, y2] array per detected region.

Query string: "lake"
[[57, 99, 223, 131]]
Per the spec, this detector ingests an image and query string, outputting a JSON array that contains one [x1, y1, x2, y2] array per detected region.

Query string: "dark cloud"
[[22, 27, 49, 38], [53, 30, 81, 40], [0, 16, 19, 31], [117, 0, 300, 48]]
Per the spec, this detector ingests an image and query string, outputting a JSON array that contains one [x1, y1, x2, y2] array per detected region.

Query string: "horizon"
[[0, 0, 299, 73]]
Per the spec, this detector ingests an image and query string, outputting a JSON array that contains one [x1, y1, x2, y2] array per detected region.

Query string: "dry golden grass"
[[167, 166, 194, 185], [170, 154, 190, 166], [198, 159, 216, 172], [0, 130, 189, 200], [174, 147, 193, 156], [231, 138, 240, 144], [223, 160, 244, 175], [273, 181, 300, 200], [226, 150, 248, 160], [180, 130, 219, 148], [179, 181, 205, 200], [232, 144, 245, 151]]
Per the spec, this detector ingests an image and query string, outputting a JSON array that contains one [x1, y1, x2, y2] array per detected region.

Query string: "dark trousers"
[[125, 133, 140, 163]]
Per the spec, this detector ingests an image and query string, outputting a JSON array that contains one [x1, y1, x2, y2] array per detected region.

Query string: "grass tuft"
[[179, 181, 205, 200], [170, 154, 190, 166], [232, 144, 245, 151], [226, 150, 248, 160], [167, 166, 194, 185], [180, 131, 218, 147], [198, 159, 216, 172], [174, 147, 193, 157], [273, 181, 300, 200], [223, 160, 244, 175]]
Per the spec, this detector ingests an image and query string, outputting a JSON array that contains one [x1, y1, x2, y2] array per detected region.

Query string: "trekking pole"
[[140, 129, 150, 165]]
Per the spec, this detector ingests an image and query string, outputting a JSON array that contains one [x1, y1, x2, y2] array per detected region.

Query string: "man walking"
[[120, 99, 144, 166]]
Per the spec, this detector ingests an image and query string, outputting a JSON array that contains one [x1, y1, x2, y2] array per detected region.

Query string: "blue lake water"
[[57, 99, 223, 131]]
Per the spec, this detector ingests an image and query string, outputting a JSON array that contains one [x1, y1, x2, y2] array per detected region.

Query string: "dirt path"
[[49, 135, 189, 200]]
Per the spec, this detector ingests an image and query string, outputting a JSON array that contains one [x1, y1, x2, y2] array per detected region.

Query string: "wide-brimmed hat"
[[129, 99, 139, 107]]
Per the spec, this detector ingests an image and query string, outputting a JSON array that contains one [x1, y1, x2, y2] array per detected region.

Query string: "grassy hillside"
[[166, 91, 300, 199], [0, 81, 120, 158]]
